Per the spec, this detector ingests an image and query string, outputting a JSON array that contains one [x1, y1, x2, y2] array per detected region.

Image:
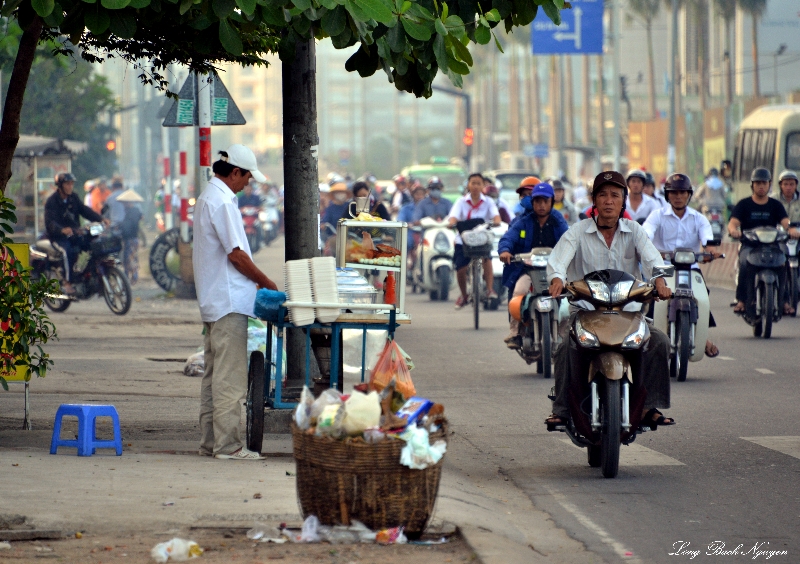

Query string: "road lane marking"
[[741, 436, 800, 460], [754, 368, 775, 374], [540, 483, 643, 563], [717, 356, 735, 361], [560, 440, 684, 466]]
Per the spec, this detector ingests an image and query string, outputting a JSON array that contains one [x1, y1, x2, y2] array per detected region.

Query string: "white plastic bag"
[[300, 515, 321, 542], [294, 386, 314, 430], [399, 425, 447, 470], [150, 538, 202, 562], [182, 352, 204, 377], [342, 391, 381, 436], [310, 389, 344, 420]]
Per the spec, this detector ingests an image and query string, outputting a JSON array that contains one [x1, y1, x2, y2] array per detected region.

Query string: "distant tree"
[[737, 0, 767, 98], [714, 0, 736, 104], [627, 0, 660, 119]]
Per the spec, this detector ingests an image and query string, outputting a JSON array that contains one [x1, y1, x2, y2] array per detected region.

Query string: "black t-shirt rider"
[[730, 197, 788, 245]]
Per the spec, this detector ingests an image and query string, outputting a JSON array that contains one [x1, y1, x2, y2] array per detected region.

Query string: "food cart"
[[246, 220, 410, 453]]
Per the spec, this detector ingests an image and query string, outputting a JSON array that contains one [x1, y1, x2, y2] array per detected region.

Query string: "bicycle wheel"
[[472, 259, 480, 330]]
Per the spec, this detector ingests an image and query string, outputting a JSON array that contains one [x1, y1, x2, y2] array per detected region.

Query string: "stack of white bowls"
[[310, 257, 340, 323], [284, 259, 315, 326]]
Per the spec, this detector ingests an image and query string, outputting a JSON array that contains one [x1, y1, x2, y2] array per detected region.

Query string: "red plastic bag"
[[369, 339, 416, 399]]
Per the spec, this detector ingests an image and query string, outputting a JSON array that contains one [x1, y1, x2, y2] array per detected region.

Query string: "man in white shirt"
[[643, 172, 721, 357], [193, 144, 278, 460], [626, 169, 661, 223], [546, 171, 674, 432], [448, 173, 501, 309]]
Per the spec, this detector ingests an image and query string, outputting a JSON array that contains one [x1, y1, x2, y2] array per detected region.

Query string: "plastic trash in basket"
[[254, 289, 287, 322]]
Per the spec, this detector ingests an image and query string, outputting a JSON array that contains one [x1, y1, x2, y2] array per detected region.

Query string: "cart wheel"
[[246, 351, 265, 453]]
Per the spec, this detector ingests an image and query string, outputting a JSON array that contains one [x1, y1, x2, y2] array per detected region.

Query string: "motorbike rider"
[[643, 172, 667, 207], [351, 181, 391, 220], [546, 170, 674, 431], [776, 170, 800, 223], [642, 172, 722, 357], [550, 178, 578, 225], [498, 182, 569, 349], [44, 172, 108, 295], [626, 169, 661, 223], [412, 177, 452, 224], [512, 176, 541, 215], [391, 175, 412, 216], [483, 183, 514, 224], [448, 172, 501, 309], [694, 167, 728, 213], [238, 181, 262, 209], [728, 167, 798, 315]]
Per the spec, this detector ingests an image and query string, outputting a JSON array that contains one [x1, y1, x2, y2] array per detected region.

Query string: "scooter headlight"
[[574, 316, 600, 348], [433, 232, 450, 253], [610, 280, 634, 303], [673, 251, 696, 265], [529, 255, 549, 268], [753, 228, 777, 244], [587, 280, 610, 303], [258, 211, 268, 222], [622, 318, 649, 349]]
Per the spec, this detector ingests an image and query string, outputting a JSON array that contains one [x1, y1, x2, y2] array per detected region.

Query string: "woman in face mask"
[[321, 181, 351, 230]]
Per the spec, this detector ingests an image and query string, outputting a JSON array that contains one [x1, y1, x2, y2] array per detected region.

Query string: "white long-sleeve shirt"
[[642, 206, 713, 253]]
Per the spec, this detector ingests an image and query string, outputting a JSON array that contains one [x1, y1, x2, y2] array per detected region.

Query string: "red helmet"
[[483, 184, 499, 198]]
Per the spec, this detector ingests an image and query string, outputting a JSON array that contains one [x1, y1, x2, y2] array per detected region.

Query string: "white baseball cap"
[[224, 144, 267, 183]]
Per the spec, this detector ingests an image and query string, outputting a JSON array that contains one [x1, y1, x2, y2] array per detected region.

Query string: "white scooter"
[[653, 249, 722, 381], [413, 217, 457, 301], [487, 223, 508, 310]]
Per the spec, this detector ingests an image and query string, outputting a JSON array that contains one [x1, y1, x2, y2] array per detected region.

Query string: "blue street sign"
[[531, 0, 604, 55], [524, 144, 550, 158]]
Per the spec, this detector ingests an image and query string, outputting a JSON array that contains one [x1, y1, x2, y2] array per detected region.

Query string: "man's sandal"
[[705, 343, 720, 358], [642, 408, 675, 431], [545, 414, 567, 432]]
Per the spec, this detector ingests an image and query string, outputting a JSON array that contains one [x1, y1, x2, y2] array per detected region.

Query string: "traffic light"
[[462, 128, 474, 146], [105, 139, 117, 151]]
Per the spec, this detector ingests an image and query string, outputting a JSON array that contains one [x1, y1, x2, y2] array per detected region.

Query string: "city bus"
[[732, 104, 800, 202], [401, 158, 467, 202]]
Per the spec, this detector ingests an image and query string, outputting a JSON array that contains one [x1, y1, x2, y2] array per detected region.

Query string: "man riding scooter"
[[642, 172, 722, 358], [499, 182, 569, 350]]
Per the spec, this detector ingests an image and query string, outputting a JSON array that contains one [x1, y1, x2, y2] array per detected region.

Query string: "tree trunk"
[[646, 21, 658, 119], [751, 14, 760, 98], [283, 38, 320, 387], [0, 16, 43, 195]]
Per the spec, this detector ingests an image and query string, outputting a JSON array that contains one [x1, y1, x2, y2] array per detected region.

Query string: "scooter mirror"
[[650, 265, 675, 281]]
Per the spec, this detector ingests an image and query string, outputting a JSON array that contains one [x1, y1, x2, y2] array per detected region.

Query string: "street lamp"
[[774, 44, 787, 95]]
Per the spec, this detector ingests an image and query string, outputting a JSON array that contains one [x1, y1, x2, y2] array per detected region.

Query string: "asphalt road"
[[399, 277, 800, 563], [3, 237, 798, 563]]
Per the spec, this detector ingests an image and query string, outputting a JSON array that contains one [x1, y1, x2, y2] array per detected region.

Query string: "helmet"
[[626, 169, 647, 183], [708, 167, 719, 177], [483, 184, 499, 198], [516, 176, 541, 194], [663, 173, 693, 203], [644, 172, 655, 187], [750, 167, 772, 183], [546, 177, 564, 191], [427, 176, 443, 190], [778, 170, 799, 183], [393, 174, 407, 185], [55, 172, 76, 186]]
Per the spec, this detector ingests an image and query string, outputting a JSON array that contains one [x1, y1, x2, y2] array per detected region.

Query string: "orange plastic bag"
[[369, 339, 416, 399]]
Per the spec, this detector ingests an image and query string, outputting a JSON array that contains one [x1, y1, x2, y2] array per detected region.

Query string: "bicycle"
[[458, 220, 495, 330]]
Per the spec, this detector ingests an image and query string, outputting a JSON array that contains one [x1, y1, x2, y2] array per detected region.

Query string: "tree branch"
[[0, 16, 44, 196]]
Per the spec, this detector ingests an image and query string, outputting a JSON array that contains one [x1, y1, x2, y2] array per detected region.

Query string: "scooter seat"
[[34, 239, 62, 259]]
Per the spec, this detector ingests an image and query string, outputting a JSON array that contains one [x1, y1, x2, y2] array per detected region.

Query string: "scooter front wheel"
[[601, 379, 621, 479], [676, 310, 691, 382]]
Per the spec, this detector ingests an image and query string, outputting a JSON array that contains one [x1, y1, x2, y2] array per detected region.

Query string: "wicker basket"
[[292, 420, 447, 538], [462, 242, 493, 258]]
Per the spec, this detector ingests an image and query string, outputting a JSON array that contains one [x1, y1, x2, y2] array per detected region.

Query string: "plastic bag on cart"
[[342, 390, 381, 436], [310, 388, 344, 420], [247, 319, 268, 356], [369, 339, 416, 399], [294, 386, 314, 430]]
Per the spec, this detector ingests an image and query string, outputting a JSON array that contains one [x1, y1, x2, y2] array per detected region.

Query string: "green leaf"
[[386, 18, 405, 51], [292, 15, 312, 34], [0, 377, 8, 392], [399, 0, 409, 12], [319, 0, 337, 8], [493, 31, 504, 53], [474, 23, 490, 44], [444, 14, 464, 39], [31, 0, 55, 16], [330, 25, 353, 48], [432, 33, 447, 70], [376, 36, 391, 59], [213, 0, 236, 18], [434, 17, 446, 36], [446, 33, 471, 66], [515, 0, 537, 26], [42, 2, 64, 25], [179, 0, 193, 14], [292, 0, 310, 10], [441, 1, 447, 20], [405, 2, 432, 20], [553, 0, 564, 8], [541, 0, 560, 25], [484, 8, 499, 21], [344, 43, 379, 77], [321, 4, 346, 35], [189, 12, 213, 27], [259, 2, 287, 25], [127, 0, 150, 7], [101, 0, 130, 8], [354, 0, 393, 24], [108, 10, 136, 37], [400, 15, 431, 40], [84, 9, 110, 32], [236, 0, 256, 15], [445, 67, 463, 88], [219, 17, 243, 54], [344, 0, 370, 22]]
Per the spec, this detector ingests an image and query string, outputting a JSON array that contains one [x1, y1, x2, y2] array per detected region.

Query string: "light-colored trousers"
[[199, 312, 248, 456]]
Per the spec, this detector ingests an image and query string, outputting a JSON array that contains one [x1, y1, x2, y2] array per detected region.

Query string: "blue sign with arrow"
[[531, 0, 604, 55]]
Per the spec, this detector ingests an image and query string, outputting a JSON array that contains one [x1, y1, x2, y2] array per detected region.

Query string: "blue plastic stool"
[[50, 404, 123, 456]]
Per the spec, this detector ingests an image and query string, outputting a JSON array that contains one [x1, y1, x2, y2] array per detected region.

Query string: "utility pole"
[[612, 0, 622, 171], [668, 0, 678, 175]]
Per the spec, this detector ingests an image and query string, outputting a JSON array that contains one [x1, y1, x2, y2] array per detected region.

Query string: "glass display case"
[[335, 219, 408, 316]]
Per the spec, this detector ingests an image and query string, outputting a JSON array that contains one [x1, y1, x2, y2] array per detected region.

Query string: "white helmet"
[[778, 170, 799, 183]]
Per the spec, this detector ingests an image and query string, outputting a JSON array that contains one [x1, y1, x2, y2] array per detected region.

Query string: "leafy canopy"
[[11, 0, 565, 97]]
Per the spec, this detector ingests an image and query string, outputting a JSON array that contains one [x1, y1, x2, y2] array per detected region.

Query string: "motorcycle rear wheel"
[[472, 260, 480, 330], [102, 266, 132, 315], [539, 311, 552, 379], [437, 265, 450, 302], [601, 379, 621, 479], [676, 310, 691, 382], [246, 351, 265, 453], [790, 269, 798, 318]]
